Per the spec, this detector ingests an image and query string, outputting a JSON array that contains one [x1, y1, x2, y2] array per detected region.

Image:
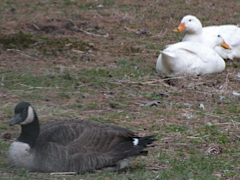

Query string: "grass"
[[0, 31, 36, 50], [1, 0, 240, 179]]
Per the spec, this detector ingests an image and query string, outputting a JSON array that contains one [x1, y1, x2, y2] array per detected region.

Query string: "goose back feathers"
[[7, 102, 156, 173]]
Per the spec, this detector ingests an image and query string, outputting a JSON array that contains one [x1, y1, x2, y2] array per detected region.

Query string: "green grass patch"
[[37, 35, 90, 53], [109, 102, 128, 109], [0, 31, 36, 49], [86, 102, 100, 110]]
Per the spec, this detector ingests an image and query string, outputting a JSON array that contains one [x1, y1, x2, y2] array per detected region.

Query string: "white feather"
[[133, 138, 139, 146], [156, 38, 226, 76], [20, 106, 34, 125], [7, 141, 34, 169], [233, 91, 240, 96]]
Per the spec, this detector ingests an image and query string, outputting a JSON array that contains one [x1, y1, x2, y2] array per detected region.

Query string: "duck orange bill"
[[173, 22, 186, 32], [221, 41, 231, 50]]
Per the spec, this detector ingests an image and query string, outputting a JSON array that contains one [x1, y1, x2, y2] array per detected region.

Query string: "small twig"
[[139, 78, 182, 89], [7, 49, 41, 61], [32, 23, 40, 30], [214, 122, 240, 125], [50, 172, 77, 175], [231, 119, 237, 127], [205, 113, 225, 119], [186, 136, 204, 141], [118, 79, 139, 84], [151, 28, 168, 39], [83, 110, 104, 113], [124, 25, 137, 33], [69, 19, 109, 38], [158, 76, 184, 81], [93, 13, 103, 19], [18, 83, 50, 89], [110, 78, 178, 89], [71, 49, 85, 54], [79, 28, 109, 38]]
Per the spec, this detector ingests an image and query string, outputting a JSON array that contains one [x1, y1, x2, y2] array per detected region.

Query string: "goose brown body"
[[7, 102, 156, 173], [34, 120, 143, 172]]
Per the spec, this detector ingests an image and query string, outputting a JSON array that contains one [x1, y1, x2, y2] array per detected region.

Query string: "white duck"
[[156, 34, 231, 77], [174, 15, 240, 60]]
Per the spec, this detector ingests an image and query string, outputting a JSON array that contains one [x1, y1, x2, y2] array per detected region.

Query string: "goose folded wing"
[[37, 120, 136, 151]]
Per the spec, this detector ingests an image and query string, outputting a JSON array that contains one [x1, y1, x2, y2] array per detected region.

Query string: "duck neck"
[[183, 30, 202, 43], [207, 41, 219, 49], [17, 112, 40, 148], [193, 27, 203, 35]]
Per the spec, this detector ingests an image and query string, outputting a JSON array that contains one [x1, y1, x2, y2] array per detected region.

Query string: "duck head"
[[212, 35, 231, 50], [174, 15, 203, 34]]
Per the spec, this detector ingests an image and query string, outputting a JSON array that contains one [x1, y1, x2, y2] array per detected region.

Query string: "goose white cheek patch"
[[20, 106, 34, 125], [132, 138, 139, 146]]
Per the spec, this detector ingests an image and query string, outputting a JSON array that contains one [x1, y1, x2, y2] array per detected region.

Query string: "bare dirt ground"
[[0, 0, 240, 179]]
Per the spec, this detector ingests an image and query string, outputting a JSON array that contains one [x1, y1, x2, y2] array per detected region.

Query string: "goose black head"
[[10, 102, 35, 126]]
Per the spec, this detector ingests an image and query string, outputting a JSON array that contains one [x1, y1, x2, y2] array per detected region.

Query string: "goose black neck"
[[17, 111, 40, 148]]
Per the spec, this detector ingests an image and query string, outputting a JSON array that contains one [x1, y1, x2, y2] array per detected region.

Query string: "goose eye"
[[217, 35, 220, 38], [189, 19, 191, 22]]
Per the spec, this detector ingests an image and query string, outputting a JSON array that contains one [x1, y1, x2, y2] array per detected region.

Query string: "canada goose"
[[156, 34, 230, 77], [174, 15, 240, 60], [7, 102, 156, 173]]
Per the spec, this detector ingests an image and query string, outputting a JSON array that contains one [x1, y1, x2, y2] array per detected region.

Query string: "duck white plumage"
[[7, 102, 156, 173], [174, 15, 240, 60], [156, 34, 231, 77]]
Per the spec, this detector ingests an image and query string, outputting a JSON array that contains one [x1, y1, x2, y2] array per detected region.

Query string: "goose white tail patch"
[[20, 106, 34, 125], [132, 138, 139, 146]]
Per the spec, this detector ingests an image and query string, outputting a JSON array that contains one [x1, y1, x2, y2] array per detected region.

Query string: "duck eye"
[[189, 19, 191, 22], [217, 35, 220, 37]]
